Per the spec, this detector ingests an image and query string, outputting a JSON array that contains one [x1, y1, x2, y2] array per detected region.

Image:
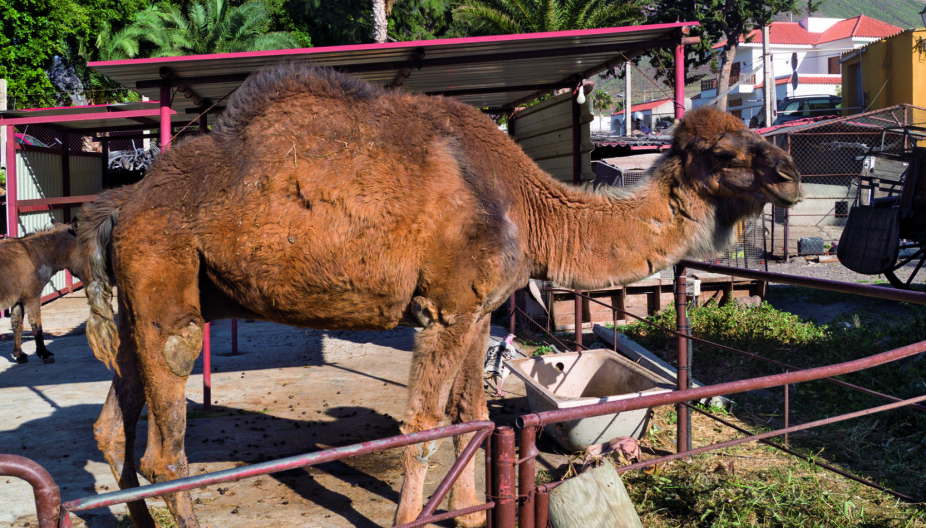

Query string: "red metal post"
[[674, 43, 685, 119], [493, 427, 516, 528], [518, 425, 539, 528], [674, 264, 691, 453], [508, 293, 516, 336], [534, 485, 549, 528], [231, 318, 238, 355], [784, 377, 790, 446], [203, 323, 211, 411], [6, 125, 17, 237], [574, 290, 582, 350], [0, 454, 61, 528], [160, 83, 172, 150]]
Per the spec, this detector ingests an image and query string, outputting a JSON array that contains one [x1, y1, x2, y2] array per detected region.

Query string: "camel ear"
[[70, 217, 79, 234]]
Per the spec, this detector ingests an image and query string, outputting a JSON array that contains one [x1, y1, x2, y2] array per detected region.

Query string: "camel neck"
[[521, 173, 698, 290]]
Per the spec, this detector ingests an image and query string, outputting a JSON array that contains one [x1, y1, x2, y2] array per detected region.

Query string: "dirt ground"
[[0, 290, 579, 528]]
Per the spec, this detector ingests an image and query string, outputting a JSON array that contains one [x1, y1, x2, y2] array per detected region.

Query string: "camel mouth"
[[763, 176, 804, 207]]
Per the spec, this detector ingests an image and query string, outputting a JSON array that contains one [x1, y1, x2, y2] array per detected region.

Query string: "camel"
[[0, 219, 88, 363], [78, 64, 802, 528]]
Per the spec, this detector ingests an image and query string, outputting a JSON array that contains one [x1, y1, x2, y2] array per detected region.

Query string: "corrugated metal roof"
[[85, 23, 697, 122]]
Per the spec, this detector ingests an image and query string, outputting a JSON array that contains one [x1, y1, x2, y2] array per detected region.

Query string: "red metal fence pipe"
[[62, 421, 494, 513], [683, 402, 919, 502], [553, 285, 926, 415], [674, 265, 691, 454], [518, 425, 540, 528], [493, 427, 516, 528], [419, 428, 493, 519], [519, 340, 926, 429], [679, 259, 926, 305], [535, 485, 549, 528], [0, 454, 61, 528]]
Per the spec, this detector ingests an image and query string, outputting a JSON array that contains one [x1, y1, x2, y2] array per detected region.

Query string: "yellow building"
[[841, 28, 926, 112]]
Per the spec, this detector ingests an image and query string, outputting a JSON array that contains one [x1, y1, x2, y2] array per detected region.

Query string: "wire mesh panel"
[[763, 104, 926, 259]]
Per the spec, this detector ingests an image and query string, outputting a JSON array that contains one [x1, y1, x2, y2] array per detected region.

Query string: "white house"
[[695, 16, 902, 125]]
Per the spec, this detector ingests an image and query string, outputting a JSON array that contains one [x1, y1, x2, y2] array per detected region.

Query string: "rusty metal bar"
[[519, 340, 926, 429], [674, 265, 691, 454], [684, 403, 919, 502], [202, 323, 211, 411], [62, 421, 494, 513], [159, 83, 171, 150], [607, 393, 926, 502], [574, 290, 582, 350], [509, 293, 516, 336], [679, 259, 926, 305], [6, 125, 17, 237], [485, 422, 495, 528], [397, 502, 495, 528], [419, 428, 493, 518], [538, 286, 926, 414], [535, 484, 549, 528], [784, 378, 790, 446], [0, 454, 61, 528], [518, 425, 540, 528], [493, 427, 516, 528]]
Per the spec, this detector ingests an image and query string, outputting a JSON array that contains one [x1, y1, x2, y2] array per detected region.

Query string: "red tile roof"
[[816, 16, 902, 44], [754, 74, 841, 88], [723, 16, 900, 48]]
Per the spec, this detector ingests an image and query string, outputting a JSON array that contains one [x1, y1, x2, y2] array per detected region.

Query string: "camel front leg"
[[10, 301, 26, 363], [137, 318, 204, 528], [446, 317, 491, 528], [395, 313, 484, 526]]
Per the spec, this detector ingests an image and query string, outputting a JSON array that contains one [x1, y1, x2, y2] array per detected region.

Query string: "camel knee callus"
[[78, 64, 802, 528]]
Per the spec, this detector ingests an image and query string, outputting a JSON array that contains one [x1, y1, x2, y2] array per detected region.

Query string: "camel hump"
[[213, 64, 385, 143]]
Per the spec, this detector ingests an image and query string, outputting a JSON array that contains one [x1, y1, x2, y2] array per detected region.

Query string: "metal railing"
[[6, 260, 926, 527]]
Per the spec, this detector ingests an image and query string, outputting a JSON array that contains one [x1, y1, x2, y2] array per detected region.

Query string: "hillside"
[[811, 0, 923, 29]]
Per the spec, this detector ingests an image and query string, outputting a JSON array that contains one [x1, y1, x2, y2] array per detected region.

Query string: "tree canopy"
[[453, 0, 644, 35]]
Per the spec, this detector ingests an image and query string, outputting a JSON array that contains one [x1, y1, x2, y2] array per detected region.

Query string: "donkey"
[[0, 219, 89, 363]]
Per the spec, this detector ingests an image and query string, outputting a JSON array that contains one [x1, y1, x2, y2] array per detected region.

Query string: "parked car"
[[773, 95, 842, 126]]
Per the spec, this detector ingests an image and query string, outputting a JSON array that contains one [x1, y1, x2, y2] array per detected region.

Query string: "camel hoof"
[[42, 354, 55, 364], [14, 354, 28, 364], [454, 511, 487, 528]]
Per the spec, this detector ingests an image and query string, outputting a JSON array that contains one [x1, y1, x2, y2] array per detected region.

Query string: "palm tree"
[[97, 0, 300, 59], [453, 0, 643, 35]]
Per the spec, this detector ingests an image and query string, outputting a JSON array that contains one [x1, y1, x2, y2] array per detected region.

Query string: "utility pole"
[[763, 26, 774, 127], [0, 79, 6, 170], [624, 61, 632, 136]]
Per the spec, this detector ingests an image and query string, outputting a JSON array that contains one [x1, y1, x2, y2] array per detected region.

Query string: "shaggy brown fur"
[[78, 64, 802, 528], [0, 220, 88, 363]]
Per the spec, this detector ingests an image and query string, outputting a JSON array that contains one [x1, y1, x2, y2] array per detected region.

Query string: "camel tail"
[[77, 186, 134, 375]]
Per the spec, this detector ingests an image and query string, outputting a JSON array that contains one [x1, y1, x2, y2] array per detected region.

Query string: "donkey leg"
[[10, 301, 27, 363], [24, 298, 53, 363], [395, 314, 483, 526], [94, 337, 156, 528], [446, 317, 491, 528]]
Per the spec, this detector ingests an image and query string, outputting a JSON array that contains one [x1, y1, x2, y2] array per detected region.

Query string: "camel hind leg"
[[395, 312, 488, 527], [94, 330, 157, 528], [112, 249, 204, 528]]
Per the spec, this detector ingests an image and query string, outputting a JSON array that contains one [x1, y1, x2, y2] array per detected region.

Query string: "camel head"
[[670, 107, 803, 217]]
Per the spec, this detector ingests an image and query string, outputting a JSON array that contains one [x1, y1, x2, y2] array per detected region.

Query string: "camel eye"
[[712, 148, 737, 162]]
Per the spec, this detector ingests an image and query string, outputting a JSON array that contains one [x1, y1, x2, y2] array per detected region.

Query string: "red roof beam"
[[0, 108, 173, 126]]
